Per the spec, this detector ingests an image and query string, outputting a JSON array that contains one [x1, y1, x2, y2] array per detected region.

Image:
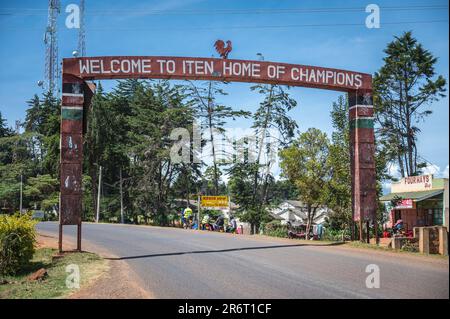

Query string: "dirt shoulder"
[[37, 232, 152, 299]]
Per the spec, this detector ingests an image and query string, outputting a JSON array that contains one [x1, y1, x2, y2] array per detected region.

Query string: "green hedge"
[[322, 228, 351, 241], [263, 220, 289, 238], [0, 214, 37, 275]]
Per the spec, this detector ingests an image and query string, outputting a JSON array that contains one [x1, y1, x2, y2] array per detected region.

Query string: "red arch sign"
[[59, 56, 376, 251], [63, 56, 372, 92]]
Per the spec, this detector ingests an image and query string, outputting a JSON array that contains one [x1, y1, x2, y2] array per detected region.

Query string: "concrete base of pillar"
[[415, 226, 448, 255], [392, 237, 402, 250], [439, 227, 448, 256], [419, 228, 430, 254]]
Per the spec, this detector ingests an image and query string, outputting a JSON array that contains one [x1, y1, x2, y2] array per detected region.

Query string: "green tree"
[[374, 31, 446, 177], [279, 128, 330, 239], [0, 112, 12, 138], [0, 132, 35, 212], [228, 85, 298, 233], [228, 162, 271, 233], [187, 81, 250, 194], [23, 174, 58, 211], [23, 91, 61, 176], [250, 84, 298, 202], [84, 82, 132, 222], [326, 95, 353, 232], [267, 179, 299, 206], [126, 80, 194, 225]]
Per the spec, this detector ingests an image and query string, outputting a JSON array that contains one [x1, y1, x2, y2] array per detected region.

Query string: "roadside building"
[[269, 200, 331, 227], [380, 174, 449, 232]]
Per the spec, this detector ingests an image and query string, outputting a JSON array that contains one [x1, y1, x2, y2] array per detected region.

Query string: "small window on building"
[[432, 209, 443, 225]]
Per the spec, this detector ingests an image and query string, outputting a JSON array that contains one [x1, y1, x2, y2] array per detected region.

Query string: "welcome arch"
[[59, 56, 376, 251]]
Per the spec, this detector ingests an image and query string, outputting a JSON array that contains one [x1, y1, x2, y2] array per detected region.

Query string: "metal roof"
[[379, 189, 444, 202]]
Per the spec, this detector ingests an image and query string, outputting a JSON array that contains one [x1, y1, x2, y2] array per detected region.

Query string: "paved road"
[[37, 222, 448, 299]]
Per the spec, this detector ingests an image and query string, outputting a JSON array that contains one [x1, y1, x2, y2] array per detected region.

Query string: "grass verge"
[[344, 241, 449, 259], [0, 248, 108, 299]]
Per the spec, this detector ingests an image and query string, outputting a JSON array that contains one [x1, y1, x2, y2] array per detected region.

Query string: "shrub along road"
[[37, 222, 448, 299]]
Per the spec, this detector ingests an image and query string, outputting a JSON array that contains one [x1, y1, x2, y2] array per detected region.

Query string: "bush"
[[0, 214, 37, 275], [400, 239, 419, 253], [263, 220, 289, 238], [322, 228, 351, 241]]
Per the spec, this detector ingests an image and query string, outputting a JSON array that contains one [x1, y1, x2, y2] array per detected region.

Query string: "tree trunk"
[[397, 152, 405, 178], [206, 81, 219, 195], [406, 116, 414, 175], [90, 166, 98, 222], [252, 85, 274, 202], [305, 205, 312, 240], [305, 206, 317, 240], [404, 70, 415, 175]]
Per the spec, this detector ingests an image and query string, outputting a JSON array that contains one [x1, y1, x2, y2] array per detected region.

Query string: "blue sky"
[[0, 0, 448, 181]]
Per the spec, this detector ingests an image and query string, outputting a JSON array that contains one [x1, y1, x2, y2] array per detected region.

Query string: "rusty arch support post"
[[59, 74, 94, 253], [348, 90, 377, 242]]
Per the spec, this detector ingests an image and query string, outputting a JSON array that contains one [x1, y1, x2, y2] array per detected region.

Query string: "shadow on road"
[[105, 242, 345, 261]]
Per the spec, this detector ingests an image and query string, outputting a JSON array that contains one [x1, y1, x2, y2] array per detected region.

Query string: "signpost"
[[58, 48, 377, 250], [394, 199, 414, 209], [200, 196, 230, 209]]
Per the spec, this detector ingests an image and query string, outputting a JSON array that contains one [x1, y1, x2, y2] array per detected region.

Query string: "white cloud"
[[387, 163, 401, 179], [382, 162, 449, 194], [422, 163, 440, 175], [422, 163, 449, 178], [387, 163, 449, 179], [442, 165, 449, 178]]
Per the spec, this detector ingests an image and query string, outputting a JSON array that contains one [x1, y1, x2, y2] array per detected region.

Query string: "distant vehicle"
[[32, 211, 45, 220]]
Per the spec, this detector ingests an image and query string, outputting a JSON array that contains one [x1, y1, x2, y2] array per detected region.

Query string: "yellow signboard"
[[200, 196, 229, 208]]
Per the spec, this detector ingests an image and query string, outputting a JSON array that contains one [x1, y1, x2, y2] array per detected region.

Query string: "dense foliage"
[[0, 213, 37, 275], [374, 31, 446, 177]]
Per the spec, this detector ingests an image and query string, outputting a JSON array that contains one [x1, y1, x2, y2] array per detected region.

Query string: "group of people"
[[384, 219, 404, 237], [181, 207, 237, 233]]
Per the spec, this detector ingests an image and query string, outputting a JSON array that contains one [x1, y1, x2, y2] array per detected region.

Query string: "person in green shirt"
[[183, 206, 193, 229]]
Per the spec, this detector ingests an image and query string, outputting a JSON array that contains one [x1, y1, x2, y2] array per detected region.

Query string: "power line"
[[88, 20, 450, 31], [1, 19, 448, 31], [417, 155, 443, 172], [0, 4, 448, 16]]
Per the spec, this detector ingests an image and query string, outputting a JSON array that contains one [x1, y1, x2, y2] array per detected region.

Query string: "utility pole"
[[19, 174, 23, 214], [120, 168, 124, 224], [14, 120, 23, 214], [197, 194, 201, 231], [96, 166, 102, 223]]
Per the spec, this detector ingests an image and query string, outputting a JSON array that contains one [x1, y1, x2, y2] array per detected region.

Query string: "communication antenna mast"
[[78, 0, 86, 56], [44, 0, 61, 95]]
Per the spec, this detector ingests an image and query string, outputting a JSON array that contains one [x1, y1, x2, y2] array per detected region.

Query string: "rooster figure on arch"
[[214, 40, 232, 59]]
